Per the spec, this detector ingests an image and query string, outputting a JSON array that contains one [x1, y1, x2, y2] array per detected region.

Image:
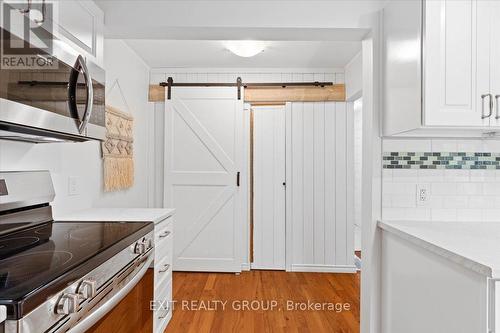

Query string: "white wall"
[[345, 52, 363, 101], [0, 39, 154, 216], [382, 138, 500, 222]]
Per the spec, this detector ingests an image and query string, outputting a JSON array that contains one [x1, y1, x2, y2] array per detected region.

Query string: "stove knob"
[[134, 239, 147, 254], [145, 237, 153, 249], [55, 293, 79, 315], [77, 279, 97, 299]]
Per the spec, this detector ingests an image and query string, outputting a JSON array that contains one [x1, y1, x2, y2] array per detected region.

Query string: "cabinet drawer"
[[155, 232, 172, 262], [154, 255, 172, 290], [155, 219, 173, 264], [153, 278, 172, 333], [154, 218, 173, 244]]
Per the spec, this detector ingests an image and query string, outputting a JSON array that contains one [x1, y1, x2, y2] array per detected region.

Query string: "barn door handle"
[[236, 172, 240, 187]]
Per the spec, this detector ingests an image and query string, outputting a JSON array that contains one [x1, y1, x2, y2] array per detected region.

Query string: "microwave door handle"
[[68, 59, 80, 123], [68, 55, 93, 134], [78, 57, 93, 134]]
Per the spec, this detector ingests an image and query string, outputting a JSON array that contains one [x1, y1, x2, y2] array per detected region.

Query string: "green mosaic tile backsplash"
[[382, 152, 500, 169]]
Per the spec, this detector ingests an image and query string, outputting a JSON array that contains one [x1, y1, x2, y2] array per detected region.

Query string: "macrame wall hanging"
[[102, 80, 134, 192]]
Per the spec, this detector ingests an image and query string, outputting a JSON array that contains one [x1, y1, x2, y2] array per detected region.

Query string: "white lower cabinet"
[[153, 217, 174, 333], [381, 231, 489, 333], [490, 279, 500, 333]]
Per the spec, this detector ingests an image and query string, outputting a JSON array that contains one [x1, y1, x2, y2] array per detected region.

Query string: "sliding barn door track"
[[159, 77, 334, 100]]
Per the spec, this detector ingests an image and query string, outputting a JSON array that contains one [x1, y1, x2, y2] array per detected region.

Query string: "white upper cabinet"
[[424, 0, 489, 127], [52, 1, 104, 67], [383, 0, 500, 136]]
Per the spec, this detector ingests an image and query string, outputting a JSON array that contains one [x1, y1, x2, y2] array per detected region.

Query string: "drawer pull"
[[159, 264, 170, 273], [159, 231, 171, 238], [158, 307, 170, 319]]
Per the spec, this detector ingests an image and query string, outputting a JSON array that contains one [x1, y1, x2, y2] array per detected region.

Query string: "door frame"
[[285, 102, 293, 271], [246, 103, 293, 272], [249, 104, 287, 271]]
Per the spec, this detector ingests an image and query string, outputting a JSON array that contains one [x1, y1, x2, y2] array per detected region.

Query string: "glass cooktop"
[[0, 221, 153, 319]]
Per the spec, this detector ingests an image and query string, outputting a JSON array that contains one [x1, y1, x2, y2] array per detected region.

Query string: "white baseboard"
[[290, 264, 357, 273], [250, 263, 285, 270], [241, 263, 251, 271]]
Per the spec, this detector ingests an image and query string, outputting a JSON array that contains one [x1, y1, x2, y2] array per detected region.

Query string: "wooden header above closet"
[[243, 85, 345, 103], [148, 77, 346, 103]]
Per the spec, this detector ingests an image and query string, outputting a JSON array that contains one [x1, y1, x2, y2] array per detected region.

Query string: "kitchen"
[[0, 1, 499, 333]]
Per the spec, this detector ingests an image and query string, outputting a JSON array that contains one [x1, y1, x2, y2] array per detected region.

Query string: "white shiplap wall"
[[151, 68, 355, 272], [149, 68, 344, 86]]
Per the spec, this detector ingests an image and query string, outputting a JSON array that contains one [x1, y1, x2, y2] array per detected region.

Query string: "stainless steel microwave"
[[0, 25, 105, 143]]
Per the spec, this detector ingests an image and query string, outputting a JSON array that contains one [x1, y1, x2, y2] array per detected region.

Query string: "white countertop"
[[0, 305, 5, 324], [378, 220, 500, 278], [56, 208, 175, 224]]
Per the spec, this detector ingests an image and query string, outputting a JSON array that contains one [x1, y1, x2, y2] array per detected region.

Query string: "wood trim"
[[244, 85, 345, 103], [249, 108, 254, 264], [250, 102, 286, 107], [149, 85, 165, 102], [148, 84, 346, 103]]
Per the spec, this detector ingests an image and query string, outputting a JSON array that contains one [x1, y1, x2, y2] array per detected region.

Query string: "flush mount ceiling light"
[[225, 41, 267, 58]]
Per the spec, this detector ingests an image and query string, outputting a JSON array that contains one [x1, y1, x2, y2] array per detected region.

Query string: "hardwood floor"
[[165, 270, 360, 333]]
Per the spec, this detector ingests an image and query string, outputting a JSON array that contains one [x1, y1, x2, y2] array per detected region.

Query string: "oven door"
[[57, 251, 154, 333], [0, 25, 105, 142]]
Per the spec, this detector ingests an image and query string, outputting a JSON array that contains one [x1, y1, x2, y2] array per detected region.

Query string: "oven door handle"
[[68, 55, 94, 134], [66, 252, 153, 333]]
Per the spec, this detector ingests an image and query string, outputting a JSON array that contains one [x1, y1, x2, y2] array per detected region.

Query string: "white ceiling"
[[125, 40, 361, 68], [96, 0, 384, 68], [95, 0, 388, 39]]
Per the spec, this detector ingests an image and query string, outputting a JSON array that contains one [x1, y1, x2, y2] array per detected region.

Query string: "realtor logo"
[[1, 1, 57, 69]]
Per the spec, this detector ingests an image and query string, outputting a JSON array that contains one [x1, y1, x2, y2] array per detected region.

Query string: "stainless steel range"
[[0, 171, 154, 333]]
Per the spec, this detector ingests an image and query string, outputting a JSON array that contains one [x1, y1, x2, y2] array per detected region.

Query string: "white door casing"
[[252, 106, 286, 270], [164, 87, 244, 272], [491, 0, 500, 126]]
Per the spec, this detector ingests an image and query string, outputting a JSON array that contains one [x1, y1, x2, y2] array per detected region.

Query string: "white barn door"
[[164, 87, 244, 272], [252, 106, 286, 270]]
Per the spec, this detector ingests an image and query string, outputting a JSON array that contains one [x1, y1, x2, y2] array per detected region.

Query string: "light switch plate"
[[68, 176, 80, 196]]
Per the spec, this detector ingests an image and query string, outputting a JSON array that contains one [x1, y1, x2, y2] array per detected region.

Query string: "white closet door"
[[164, 87, 244, 272], [252, 106, 286, 270], [286, 101, 355, 273]]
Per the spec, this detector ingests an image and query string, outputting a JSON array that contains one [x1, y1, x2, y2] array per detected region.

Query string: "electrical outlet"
[[416, 184, 430, 206], [68, 176, 80, 196]]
